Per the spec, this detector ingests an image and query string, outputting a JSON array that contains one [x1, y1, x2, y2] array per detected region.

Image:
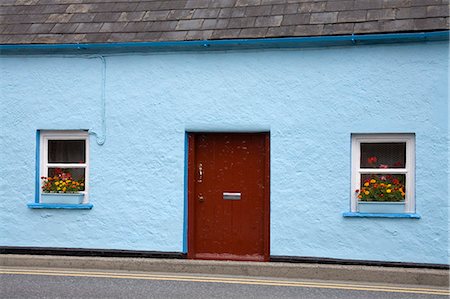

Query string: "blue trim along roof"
[[343, 212, 421, 219], [1, 31, 448, 55], [28, 203, 94, 210]]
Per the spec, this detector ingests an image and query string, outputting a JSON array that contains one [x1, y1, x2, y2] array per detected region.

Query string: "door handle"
[[198, 194, 204, 202], [197, 163, 203, 182]]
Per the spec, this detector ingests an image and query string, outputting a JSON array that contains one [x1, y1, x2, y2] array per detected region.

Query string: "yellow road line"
[[0, 268, 445, 293], [0, 269, 448, 296]]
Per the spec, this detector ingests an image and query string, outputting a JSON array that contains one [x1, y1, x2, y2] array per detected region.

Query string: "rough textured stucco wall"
[[0, 42, 448, 264]]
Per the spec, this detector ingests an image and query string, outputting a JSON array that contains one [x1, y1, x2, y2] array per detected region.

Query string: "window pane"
[[48, 168, 85, 191], [360, 142, 405, 168], [48, 140, 85, 163], [358, 174, 405, 202]]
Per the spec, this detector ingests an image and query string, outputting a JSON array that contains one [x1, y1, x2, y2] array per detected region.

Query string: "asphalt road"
[[1, 268, 448, 299]]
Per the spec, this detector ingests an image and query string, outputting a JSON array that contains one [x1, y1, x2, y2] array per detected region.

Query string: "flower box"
[[357, 201, 405, 214], [41, 193, 84, 204]]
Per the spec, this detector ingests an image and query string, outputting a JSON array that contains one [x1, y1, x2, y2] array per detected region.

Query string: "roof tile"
[[245, 5, 271, 17], [366, 9, 396, 21], [414, 17, 449, 30], [93, 12, 121, 23], [168, 9, 195, 20], [66, 4, 92, 13], [0, 0, 447, 44], [28, 23, 55, 33], [123, 22, 149, 32], [239, 27, 267, 37], [160, 30, 188, 40], [218, 8, 233, 18], [45, 13, 73, 23], [75, 22, 103, 33], [209, 0, 237, 8], [143, 10, 171, 21], [99, 22, 128, 33], [186, 29, 213, 39], [281, 13, 310, 25], [298, 2, 326, 13], [69, 13, 95, 23], [310, 12, 338, 24], [231, 7, 246, 17], [337, 10, 367, 23], [323, 22, 354, 35], [354, 21, 381, 33], [211, 28, 241, 38], [228, 17, 256, 28], [118, 12, 146, 22], [266, 25, 296, 37], [255, 15, 282, 26], [185, 0, 210, 9], [236, 0, 262, 7], [396, 6, 428, 19], [294, 24, 324, 36], [193, 8, 220, 18], [135, 31, 162, 41], [149, 20, 178, 31], [176, 19, 204, 30], [427, 5, 449, 18], [325, 1, 354, 12], [354, 0, 383, 10], [50, 23, 79, 34]]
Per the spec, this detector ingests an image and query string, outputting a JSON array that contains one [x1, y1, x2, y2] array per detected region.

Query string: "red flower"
[[367, 156, 377, 164], [393, 179, 400, 185], [393, 161, 402, 167], [355, 189, 359, 193]]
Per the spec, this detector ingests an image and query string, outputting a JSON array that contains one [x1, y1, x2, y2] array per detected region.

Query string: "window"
[[38, 131, 90, 204], [351, 134, 415, 214]]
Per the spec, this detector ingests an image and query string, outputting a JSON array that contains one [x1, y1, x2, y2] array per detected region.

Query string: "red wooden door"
[[188, 133, 270, 262]]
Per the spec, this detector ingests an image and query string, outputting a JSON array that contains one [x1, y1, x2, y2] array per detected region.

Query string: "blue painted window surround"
[[29, 130, 92, 210], [347, 134, 417, 219], [343, 212, 421, 219], [28, 203, 93, 209]]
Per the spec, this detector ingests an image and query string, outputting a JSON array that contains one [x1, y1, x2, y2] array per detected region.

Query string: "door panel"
[[188, 133, 269, 261]]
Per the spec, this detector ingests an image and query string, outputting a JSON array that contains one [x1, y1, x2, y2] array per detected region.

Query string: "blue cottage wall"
[[0, 41, 448, 264]]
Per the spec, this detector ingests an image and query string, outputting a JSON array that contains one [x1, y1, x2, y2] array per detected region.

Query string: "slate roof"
[[0, 0, 448, 44]]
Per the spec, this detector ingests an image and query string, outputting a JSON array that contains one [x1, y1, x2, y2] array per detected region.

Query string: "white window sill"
[[28, 203, 93, 210]]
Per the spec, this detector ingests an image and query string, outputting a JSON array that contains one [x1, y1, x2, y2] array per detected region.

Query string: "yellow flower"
[[386, 189, 392, 193], [364, 191, 370, 195], [364, 182, 369, 187], [57, 187, 61, 191], [67, 180, 71, 183], [55, 182, 59, 185], [401, 192, 406, 197], [62, 187, 66, 192], [370, 179, 376, 184], [387, 184, 392, 187]]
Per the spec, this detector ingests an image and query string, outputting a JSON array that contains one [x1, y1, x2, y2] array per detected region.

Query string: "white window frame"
[[40, 130, 90, 204], [351, 134, 415, 213]]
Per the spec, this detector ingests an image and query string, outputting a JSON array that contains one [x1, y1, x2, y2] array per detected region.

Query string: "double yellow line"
[[1, 268, 449, 296]]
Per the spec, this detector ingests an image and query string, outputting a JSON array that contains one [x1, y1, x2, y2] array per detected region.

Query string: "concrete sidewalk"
[[1, 254, 448, 287]]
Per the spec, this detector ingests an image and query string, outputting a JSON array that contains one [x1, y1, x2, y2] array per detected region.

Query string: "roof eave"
[[1, 31, 448, 55]]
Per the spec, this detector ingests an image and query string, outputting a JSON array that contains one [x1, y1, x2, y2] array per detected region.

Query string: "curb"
[[1, 254, 449, 287]]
